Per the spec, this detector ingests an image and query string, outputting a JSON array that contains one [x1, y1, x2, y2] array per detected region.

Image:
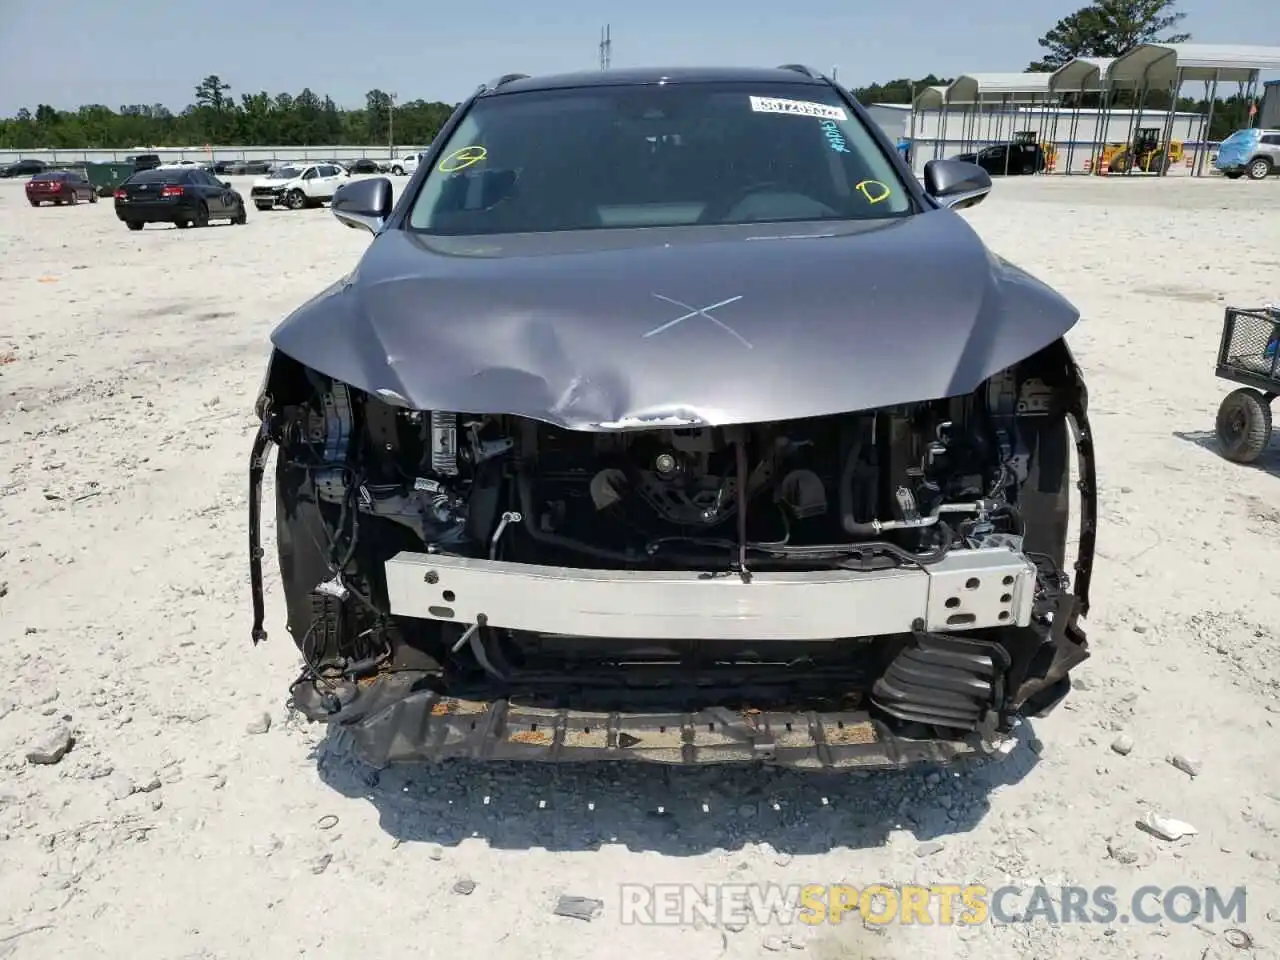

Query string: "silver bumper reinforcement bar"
[[383, 547, 1037, 641]]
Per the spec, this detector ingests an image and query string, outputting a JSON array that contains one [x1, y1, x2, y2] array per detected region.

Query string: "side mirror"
[[332, 176, 393, 234], [922, 159, 993, 211], [221, 180, 232, 188]]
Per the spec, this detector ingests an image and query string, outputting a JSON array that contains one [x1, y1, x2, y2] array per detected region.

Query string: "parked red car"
[[26, 171, 98, 207]]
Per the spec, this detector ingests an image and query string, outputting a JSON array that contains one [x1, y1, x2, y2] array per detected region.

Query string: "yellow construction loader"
[[1100, 127, 1185, 174]]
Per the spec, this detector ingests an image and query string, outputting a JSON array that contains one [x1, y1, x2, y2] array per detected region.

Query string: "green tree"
[[194, 75, 232, 111], [365, 89, 392, 142], [1028, 0, 1191, 71]]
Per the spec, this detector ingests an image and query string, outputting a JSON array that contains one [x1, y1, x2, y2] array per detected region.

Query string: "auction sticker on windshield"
[[749, 96, 847, 121]]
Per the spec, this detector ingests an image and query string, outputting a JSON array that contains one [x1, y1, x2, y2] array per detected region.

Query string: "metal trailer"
[[1214, 305, 1280, 464], [83, 162, 136, 197]]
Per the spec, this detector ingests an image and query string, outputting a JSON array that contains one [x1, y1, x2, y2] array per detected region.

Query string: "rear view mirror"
[[332, 176, 394, 234], [922, 159, 993, 211]]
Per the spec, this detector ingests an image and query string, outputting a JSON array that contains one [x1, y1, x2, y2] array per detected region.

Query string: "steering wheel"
[[699, 180, 784, 223]]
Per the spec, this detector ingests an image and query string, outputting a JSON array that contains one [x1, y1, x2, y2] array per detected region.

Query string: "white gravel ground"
[[1, 173, 1279, 960]]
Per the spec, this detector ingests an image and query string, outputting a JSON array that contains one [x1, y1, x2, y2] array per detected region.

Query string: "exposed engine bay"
[[249, 341, 1096, 768]]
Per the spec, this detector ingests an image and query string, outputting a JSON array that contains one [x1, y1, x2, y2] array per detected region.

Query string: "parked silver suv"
[[1215, 128, 1280, 180]]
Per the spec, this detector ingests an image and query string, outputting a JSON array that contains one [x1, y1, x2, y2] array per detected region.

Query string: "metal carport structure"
[[911, 85, 949, 163], [944, 73, 1056, 175], [1107, 43, 1280, 176], [1047, 57, 1114, 174]]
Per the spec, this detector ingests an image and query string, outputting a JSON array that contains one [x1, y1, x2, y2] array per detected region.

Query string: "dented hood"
[[268, 212, 1079, 429]]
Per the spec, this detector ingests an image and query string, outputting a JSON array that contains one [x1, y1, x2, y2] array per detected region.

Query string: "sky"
[[0, 0, 1276, 115]]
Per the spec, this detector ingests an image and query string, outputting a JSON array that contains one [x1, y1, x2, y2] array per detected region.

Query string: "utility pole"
[[388, 92, 397, 159], [599, 25, 611, 71]]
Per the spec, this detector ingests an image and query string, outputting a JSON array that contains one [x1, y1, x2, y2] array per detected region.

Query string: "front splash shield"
[[301, 671, 1000, 770]]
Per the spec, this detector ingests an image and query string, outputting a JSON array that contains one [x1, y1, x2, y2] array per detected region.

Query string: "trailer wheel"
[[1215, 388, 1273, 463]]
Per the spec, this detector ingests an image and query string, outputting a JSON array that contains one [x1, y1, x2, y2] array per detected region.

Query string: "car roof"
[[484, 66, 828, 96]]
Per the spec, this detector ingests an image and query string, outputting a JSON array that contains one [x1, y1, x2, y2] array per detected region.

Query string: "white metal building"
[[887, 104, 1207, 174], [1262, 80, 1280, 129]]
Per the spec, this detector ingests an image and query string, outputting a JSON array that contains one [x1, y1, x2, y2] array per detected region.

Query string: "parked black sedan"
[[2, 158, 46, 178], [113, 167, 248, 230]]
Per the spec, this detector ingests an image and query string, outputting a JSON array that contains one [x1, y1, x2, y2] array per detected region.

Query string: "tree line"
[[0, 77, 457, 151], [0, 1, 1261, 151]]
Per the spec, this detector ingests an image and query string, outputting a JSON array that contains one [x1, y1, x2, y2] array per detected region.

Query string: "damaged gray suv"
[[248, 65, 1098, 770]]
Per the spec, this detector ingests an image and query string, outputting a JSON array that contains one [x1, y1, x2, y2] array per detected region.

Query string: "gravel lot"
[[1, 173, 1278, 960]]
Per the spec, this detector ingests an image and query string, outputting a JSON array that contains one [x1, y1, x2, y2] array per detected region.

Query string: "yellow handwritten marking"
[[855, 180, 891, 204], [438, 145, 487, 173]]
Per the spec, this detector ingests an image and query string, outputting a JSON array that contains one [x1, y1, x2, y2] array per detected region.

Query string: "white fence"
[[0, 145, 414, 165]]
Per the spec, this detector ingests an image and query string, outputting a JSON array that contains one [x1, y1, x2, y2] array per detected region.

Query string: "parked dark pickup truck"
[[954, 139, 1047, 176]]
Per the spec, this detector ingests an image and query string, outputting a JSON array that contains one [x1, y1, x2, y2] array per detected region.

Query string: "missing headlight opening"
[[249, 339, 1097, 770]]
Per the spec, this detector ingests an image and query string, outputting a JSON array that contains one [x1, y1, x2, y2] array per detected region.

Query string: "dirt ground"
[[1, 173, 1278, 960]]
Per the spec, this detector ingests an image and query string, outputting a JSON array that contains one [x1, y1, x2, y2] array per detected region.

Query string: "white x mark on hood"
[[643, 293, 752, 349]]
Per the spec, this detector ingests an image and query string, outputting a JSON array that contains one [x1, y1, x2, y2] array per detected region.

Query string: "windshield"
[[407, 81, 912, 235], [126, 169, 184, 184], [269, 166, 303, 179]]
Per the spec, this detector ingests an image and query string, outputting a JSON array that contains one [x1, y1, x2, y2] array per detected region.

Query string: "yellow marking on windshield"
[[855, 180, 892, 204], [438, 145, 488, 173]]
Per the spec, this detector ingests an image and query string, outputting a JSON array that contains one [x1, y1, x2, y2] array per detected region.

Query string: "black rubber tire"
[[66, 192, 77, 205], [232, 203, 247, 225], [126, 221, 143, 231], [1224, 171, 1244, 180], [391, 166, 404, 176], [1248, 158, 1273, 180], [286, 189, 306, 210], [175, 219, 191, 229], [1109, 155, 1129, 174], [28, 200, 39, 207], [255, 203, 273, 211], [89, 191, 98, 203], [193, 202, 210, 227], [1215, 388, 1273, 464]]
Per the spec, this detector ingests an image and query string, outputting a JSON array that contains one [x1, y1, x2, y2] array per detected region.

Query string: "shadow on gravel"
[[1172, 429, 1280, 476], [314, 722, 1040, 855]]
